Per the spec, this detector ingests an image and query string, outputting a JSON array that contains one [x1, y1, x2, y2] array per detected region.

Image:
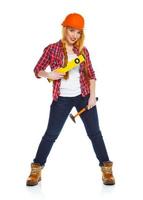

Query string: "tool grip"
[[85, 97, 99, 110]]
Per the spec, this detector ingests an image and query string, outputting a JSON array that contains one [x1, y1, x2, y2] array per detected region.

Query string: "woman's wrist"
[[90, 93, 96, 98], [38, 70, 49, 78]]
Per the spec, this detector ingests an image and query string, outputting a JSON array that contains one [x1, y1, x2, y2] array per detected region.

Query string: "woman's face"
[[65, 27, 82, 45]]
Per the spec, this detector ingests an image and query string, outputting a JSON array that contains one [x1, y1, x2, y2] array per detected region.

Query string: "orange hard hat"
[[61, 13, 84, 30]]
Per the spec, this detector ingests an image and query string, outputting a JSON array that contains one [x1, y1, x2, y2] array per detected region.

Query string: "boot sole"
[[103, 181, 115, 185]]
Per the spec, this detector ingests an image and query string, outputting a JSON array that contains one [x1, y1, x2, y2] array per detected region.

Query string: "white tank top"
[[59, 53, 81, 97]]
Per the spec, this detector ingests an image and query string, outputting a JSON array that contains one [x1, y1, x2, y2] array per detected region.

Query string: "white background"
[[0, 0, 143, 199]]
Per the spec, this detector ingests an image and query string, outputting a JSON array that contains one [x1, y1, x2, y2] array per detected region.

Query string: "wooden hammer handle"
[[74, 108, 86, 117], [73, 97, 99, 118]]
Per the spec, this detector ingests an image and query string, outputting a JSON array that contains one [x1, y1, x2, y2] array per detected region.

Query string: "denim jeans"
[[33, 94, 110, 166]]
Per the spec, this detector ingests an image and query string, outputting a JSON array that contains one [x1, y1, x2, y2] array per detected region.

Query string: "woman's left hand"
[[87, 95, 97, 110]]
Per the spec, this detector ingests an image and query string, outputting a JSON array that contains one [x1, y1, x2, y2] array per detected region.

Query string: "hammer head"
[[70, 114, 76, 123]]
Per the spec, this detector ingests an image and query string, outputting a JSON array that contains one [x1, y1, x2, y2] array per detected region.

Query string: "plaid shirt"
[[34, 40, 96, 101]]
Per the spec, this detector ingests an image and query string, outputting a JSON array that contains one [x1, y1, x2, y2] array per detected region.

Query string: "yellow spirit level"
[[47, 54, 85, 82]]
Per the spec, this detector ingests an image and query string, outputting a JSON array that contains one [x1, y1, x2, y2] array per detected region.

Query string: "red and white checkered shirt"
[[34, 40, 96, 101]]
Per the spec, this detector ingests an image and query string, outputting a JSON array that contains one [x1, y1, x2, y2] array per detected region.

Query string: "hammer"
[[70, 97, 98, 123]]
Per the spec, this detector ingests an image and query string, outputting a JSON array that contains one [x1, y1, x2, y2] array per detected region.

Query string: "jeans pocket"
[[51, 97, 70, 109]]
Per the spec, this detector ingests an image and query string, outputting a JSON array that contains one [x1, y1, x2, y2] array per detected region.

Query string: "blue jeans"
[[33, 94, 110, 166]]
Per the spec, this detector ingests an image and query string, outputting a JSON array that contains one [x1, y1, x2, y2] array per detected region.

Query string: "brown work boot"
[[101, 161, 115, 185], [26, 163, 44, 186]]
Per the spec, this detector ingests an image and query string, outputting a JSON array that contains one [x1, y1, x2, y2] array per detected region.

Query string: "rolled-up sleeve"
[[83, 47, 96, 80], [33, 45, 51, 78]]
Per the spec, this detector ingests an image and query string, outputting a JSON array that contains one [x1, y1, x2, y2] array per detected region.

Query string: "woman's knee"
[[87, 130, 103, 140], [42, 130, 60, 142]]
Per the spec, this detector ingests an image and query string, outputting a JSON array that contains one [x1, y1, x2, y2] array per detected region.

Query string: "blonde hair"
[[61, 27, 89, 81]]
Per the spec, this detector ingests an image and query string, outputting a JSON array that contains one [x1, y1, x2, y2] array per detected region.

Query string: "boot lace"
[[31, 167, 41, 175], [102, 167, 112, 174]]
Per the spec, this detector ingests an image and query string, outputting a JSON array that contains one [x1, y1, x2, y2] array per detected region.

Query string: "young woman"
[[26, 13, 115, 186]]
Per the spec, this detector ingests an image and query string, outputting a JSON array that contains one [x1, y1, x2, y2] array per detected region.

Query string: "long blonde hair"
[[61, 27, 89, 81]]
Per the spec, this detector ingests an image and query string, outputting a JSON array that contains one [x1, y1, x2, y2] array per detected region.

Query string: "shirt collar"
[[59, 39, 79, 55]]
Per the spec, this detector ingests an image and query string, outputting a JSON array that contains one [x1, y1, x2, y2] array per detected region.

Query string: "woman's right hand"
[[38, 70, 65, 80], [47, 71, 65, 80]]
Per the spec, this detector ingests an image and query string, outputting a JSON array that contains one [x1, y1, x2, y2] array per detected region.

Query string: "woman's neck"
[[65, 44, 74, 54], [62, 39, 76, 54]]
